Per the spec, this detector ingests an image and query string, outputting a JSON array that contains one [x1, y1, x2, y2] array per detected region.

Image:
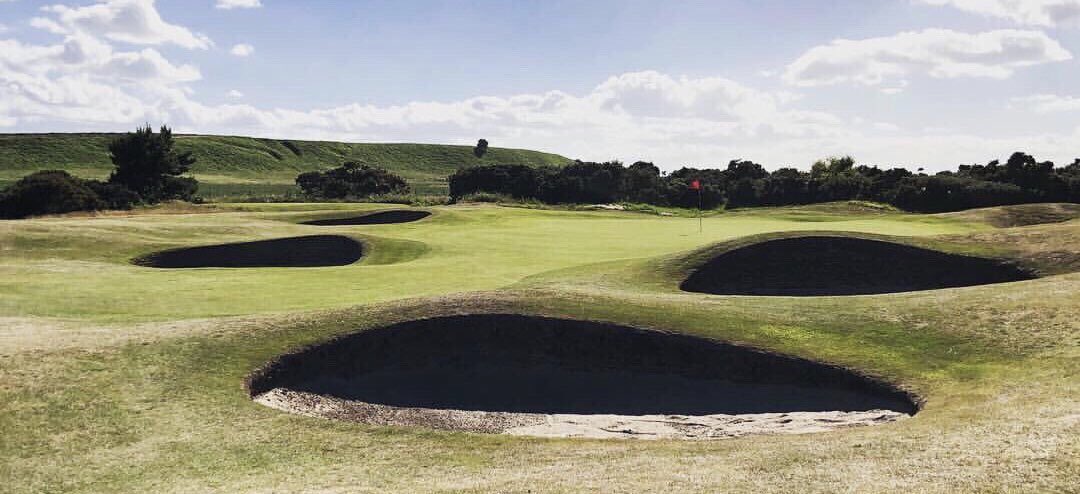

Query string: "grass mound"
[[133, 235, 363, 268], [248, 314, 916, 432], [0, 133, 571, 196], [681, 235, 1035, 296], [302, 210, 431, 226], [940, 203, 1080, 228]]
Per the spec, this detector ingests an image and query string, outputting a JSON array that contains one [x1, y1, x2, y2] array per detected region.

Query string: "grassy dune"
[[0, 133, 572, 196], [0, 203, 1077, 492]]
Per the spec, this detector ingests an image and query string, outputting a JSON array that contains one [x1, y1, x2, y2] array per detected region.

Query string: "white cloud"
[[229, 43, 254, 56], [1010, 93, 1080, 111], [216, 0, 262, 9], [918, 0, 1080, 27], [0, 3, 1076, 171], [0, 35, 200, 83], [784, 28, 1071, 88], [34, 0, 212, 49]]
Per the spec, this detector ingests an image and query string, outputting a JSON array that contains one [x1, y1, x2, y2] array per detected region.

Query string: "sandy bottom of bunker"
[[254, 387, 907, 440]]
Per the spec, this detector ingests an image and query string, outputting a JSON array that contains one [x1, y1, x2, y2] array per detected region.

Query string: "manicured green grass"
[[0, 202, 1076, 493], [0, 203, 982, 322], [0, 133, 572, 197]]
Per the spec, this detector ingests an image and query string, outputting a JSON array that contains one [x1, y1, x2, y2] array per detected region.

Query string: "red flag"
[[689, 179, 701, 190]]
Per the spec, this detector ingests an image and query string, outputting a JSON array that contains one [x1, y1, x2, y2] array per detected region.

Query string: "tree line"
[[448, 153, 1080, 212], [3, 127, 1077, 218]]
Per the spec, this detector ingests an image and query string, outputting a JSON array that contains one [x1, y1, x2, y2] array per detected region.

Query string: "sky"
[[1, 0, 1079, 171]]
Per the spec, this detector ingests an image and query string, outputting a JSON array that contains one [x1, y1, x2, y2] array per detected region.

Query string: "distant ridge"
[[0, 133, 572, 196]]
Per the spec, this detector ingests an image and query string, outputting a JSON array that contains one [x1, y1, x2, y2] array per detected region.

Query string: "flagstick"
[[698, 186, 703, 234]]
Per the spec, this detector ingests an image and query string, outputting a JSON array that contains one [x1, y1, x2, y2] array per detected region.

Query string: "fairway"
[[1, 202, 1078, 493]]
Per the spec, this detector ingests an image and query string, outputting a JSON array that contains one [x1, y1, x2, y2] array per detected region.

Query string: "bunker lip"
[[681, 235, 1037, 297], [302, 210, 431, 226], [132, 235, 363, 268], [247, 314, 919, 439]]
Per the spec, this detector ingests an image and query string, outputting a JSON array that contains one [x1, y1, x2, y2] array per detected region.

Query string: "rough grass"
[[939, 203, 1080, 228], [0, 133, 572, 197], [0, 202, 1077, 493]]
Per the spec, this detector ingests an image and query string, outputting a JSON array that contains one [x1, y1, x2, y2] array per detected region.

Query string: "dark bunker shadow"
[[681, 236, 1035, 296], [248, 314, 918, 416], [133, 235, 363, 268], [302, 210, 431, 226]]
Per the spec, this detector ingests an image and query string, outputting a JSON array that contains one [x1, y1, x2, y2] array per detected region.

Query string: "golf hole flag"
[[689, 179, 701, 190]]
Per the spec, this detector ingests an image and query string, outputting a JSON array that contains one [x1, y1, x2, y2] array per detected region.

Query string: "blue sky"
[[1, 0, 1079, 170]]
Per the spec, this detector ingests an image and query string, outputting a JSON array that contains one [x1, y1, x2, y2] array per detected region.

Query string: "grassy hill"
[[0, 133, 572, 197]]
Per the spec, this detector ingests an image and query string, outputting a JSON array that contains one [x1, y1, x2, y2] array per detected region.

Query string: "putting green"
[[0, 202, 1077, 493], [0, 203, 980, 321]]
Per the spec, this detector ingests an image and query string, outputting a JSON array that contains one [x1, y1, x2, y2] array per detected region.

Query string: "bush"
[[0, 170, 105, 219], [296, 161, 410, 199], [84, 180, 141, 210]]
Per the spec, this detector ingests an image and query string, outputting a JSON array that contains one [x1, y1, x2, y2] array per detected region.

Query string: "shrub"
[[84, 180, 141, 210], [0, 170, 105, 219], [296, 161, 410, 199]]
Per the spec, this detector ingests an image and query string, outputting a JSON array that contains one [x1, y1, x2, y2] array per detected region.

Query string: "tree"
[[108, 125, 198, 203], [539, 161, 625, 204], [811, 156, 855, 180], [622, 161, 664, 204], [763, 168, 811, 205], [0, 170, 104, 219], [449, 164, 548, 199], [473, 139, 489, 159], [296, 161, 410, 199]]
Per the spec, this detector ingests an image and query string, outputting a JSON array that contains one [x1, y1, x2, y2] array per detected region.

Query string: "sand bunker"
[[681, 236, 1035, 296], [133, 235, 363, 268], [302, 210, 431, 226], [248, 314, 917, 439]]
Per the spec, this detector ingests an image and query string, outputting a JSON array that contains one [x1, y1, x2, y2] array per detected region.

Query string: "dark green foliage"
[[449, 164, 547, 199], [447, 153, 1080, 212], [538, 161, 625, 204], [0, 170, 104, 219], [84, 180, 141, 210], [107, 125, 198, 203], [473, 139, 489, 159], [296, 161, 410, 199]]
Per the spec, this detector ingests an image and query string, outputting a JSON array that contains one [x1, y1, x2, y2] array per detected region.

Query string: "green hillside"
[[0, 133, 572, 196]]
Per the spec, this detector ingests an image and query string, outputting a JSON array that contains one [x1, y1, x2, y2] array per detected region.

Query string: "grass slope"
[[0, 133, 572, 196], [0, 202, 1077, 492]]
